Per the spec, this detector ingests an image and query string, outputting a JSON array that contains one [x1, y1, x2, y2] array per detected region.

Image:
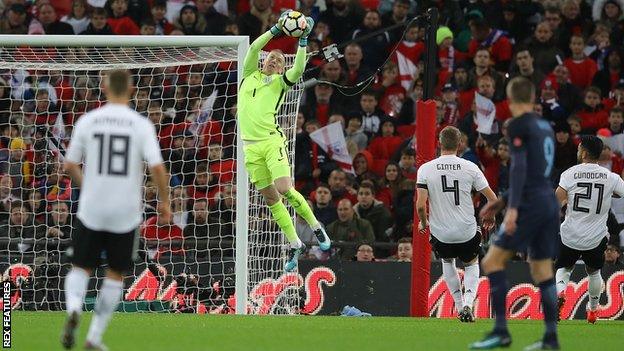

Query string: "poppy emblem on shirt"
[[263, 76, 273, 84], [513, 137, 522, 147]]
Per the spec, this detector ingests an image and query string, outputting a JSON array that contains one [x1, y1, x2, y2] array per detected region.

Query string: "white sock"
[[310, 222, 322, 231], [463, 262, 479, 309], [64, 268, 90, 315], [291, 238, 303, 249], [588, 270, 603, 311], [86, 278, 123, 345], [555, 267, 573, 296], [442, 259, 464, 312]]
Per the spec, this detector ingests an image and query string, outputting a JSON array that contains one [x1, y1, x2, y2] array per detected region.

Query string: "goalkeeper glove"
[[299, 16, 315, 47], [270, 10, 291, 36]]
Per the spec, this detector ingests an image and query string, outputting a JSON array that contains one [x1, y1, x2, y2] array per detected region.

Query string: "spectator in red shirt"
[[374, 61, 407, 118], [577, 86, 610, 133], [300, 82, 341, 126], [187, 162, 219, 207], [437, 26, 467, 76], [353, 150, 377, 184], [367, 120, 403, 176], [564, 34, 599, 90], [343, 43, 373, 87], [468, 17, 513, 71], [207, 142, 234, 184], [398, 148, 417, 180], [475, 136, 509, 195], [603, 81, 624, 110], [477, 75, 511, 122], [376, 162, 404, 212], [327, 169, 358, 206], [598, 144, 624, 174], [32, 89, 58, 125], [106, 0, 140, 35], [607, 107, 624, 135]]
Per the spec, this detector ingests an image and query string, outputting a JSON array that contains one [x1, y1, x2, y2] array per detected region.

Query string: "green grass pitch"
[[10, 312, 623, 350]]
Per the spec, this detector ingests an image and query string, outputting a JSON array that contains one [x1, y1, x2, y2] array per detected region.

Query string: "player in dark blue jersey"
[[470, 77, 560, 350]]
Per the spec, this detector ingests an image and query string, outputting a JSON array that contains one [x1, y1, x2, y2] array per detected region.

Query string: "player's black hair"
[[579, 135, 604, 161]]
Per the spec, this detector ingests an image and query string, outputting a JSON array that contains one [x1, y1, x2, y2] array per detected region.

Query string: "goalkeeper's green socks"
[[284, 188, 321, 230], [268, 200, 302, 248]]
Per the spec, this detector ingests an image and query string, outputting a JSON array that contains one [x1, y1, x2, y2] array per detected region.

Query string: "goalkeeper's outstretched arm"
[[285, 16, 314, 83], [242, 31, 275, 78]]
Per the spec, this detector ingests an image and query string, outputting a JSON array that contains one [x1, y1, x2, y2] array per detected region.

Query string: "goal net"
[[0, 36, 302, 315]]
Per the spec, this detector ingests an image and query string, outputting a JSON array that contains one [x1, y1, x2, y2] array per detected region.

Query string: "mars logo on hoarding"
[[0, 264, 34, 309], [429, 270, 624, 320], [124, 265, 336, 315]]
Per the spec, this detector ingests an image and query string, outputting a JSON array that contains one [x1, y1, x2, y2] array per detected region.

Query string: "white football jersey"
[[559, 163, 624, 250], [66, 103, 163, 233], [416, 154, 489, 243]]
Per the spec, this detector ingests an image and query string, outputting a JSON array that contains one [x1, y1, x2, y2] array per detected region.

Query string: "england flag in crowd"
[[309, 122, 354, 173], [475, 92, 497, 135]]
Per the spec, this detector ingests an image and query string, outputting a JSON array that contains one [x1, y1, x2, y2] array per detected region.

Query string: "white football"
[[282, 11, 307, 38]]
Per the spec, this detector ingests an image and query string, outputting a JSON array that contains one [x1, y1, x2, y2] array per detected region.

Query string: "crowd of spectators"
[[0, 0, 623, 266]]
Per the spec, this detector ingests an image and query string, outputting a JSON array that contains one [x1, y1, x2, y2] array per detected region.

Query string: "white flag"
[[309, 122, 354, 174], [475, 93, 497, 135], [395, 49, 417, 91]]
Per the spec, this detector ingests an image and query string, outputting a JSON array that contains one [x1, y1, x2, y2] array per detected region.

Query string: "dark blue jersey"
[[507, 112, 556, 208]]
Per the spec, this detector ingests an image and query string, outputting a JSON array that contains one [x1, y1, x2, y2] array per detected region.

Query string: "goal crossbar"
[[0, 35, 248, 48]]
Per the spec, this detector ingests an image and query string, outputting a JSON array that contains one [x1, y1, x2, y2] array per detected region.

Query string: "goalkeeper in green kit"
[[238, 12, 331, 272]]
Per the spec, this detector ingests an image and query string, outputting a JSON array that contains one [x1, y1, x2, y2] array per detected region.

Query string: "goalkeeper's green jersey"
[[238, 31, 307, 142]]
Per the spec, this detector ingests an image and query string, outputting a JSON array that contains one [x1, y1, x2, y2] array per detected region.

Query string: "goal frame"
[[0, 34, 251, 315]]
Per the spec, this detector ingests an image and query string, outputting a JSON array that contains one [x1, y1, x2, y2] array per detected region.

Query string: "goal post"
[[410, 8, 439, 317], [0, 34, 302, 315]]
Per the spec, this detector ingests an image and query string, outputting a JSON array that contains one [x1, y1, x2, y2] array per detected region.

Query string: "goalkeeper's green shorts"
[[243, 137, 291, 190]]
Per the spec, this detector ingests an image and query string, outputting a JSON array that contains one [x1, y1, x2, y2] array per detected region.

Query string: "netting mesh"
[[0, 43, 301, 315]]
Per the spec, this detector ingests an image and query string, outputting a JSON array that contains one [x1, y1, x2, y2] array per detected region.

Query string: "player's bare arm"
[[64, 161, 83, 188], [555, 186, 568, 206], [479, 187, 498, 231], [416, 187, 429, 233], [149, 163, 172, 225]]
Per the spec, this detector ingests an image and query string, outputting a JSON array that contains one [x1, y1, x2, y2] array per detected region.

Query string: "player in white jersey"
[[554, 135, 624, 324], [416, 126, 498, 322], [61, 70, 171, 350]]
